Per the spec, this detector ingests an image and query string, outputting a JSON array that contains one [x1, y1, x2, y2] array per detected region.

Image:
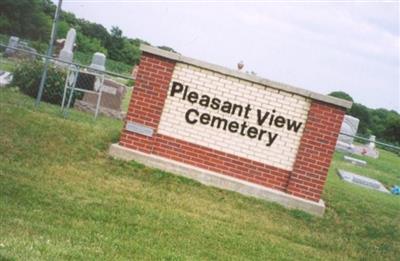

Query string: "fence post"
[[35, 0, 63, 107]]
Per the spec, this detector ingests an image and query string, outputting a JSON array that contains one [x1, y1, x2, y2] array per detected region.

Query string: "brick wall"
[[119, 53, 176, 153], [287, 101, 345, 201], [119, 50, 347, 203]]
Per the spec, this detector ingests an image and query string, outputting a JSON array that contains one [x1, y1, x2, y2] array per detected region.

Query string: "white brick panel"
[[158, 63, 311, 171]]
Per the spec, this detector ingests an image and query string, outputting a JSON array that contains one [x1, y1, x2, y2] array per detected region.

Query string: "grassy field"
[[0, 88, 399, 260], [0, 55, 17, 72]]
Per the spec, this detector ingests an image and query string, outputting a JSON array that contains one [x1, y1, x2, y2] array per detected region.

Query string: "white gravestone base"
[[343, 156, 367, 166]]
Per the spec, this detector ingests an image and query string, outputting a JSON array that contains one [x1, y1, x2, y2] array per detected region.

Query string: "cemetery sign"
[[109, 45, 352, 216]]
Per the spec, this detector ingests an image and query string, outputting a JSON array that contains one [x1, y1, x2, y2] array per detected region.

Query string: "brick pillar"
[[119, 53, 176, 153], [286, 101, 345, 202]]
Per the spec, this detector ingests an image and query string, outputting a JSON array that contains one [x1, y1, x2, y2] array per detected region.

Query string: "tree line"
[[0, 0, 176, 66]]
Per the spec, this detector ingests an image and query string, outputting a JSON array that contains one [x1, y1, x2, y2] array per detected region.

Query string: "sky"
[[58, 0, 400, 111]]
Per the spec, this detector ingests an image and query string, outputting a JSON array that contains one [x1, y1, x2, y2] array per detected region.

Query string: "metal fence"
[[1, 41, 399, 153], [0, 42, 134, 119], [339, 132, 400, 155]]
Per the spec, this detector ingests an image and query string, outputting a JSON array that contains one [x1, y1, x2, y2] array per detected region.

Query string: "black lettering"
[[240, 121, 248, 136], [244, 104, 252, 119], [256, 109, 270, 126], [185, 109, 199, 124], [231, 104, 243, 117], [187, 91, 198, 103], [200, 113, 210, 124], [258, 129, 268, 141], [228, 121, 239, 132], [170, 81, 183, 96], [266, 133, 278, 146], [274, 116, 285, 128], [210, 116, 228, 130], [221, 101, 232, 114], [183, 85, 189, 100], [247, 127, 258, 138], [199, 94, 211, 107], [268, 109, 276, 126], [286, 119, 303, 133], [210, 98, 221, 110]]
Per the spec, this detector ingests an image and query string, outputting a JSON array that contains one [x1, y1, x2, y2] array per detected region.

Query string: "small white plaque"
[[126, 121, 154, 137]]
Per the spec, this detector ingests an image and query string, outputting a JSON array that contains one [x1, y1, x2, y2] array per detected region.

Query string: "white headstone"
[[7, 36, 19, 48], [58, 28, 76, 63], [0, 71, 13, 87], [89, 52, 106, 71], [5, 36, 19, 56], [368, 135, 376, 149], [338, 115, 359, 145], [336, 115, 360, 153]]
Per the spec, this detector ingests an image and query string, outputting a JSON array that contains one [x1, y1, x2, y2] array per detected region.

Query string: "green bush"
[[125, 79, 135, 87], [0, 33, 9, 45], [106, 58, 132, 75], [11, 60, 73, 105], [74, 51, 92, 66]]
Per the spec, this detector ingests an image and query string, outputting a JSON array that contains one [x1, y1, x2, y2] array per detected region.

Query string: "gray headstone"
[[4, 36, 19, 56], [89, 52, 106, 71], [336, 115, 360, 153], [338, 115, 359, 145], [337, 169, 389, 193], [58, 28, 76, 63]]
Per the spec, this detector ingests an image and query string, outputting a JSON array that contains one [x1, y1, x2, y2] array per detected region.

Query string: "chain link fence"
[[0, 38, 135, 120]]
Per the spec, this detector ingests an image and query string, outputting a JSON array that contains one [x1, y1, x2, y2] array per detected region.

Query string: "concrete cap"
[[140, 44, 353, 109]]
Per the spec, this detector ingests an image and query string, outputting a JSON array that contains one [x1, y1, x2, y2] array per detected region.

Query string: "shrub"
[[106, 58, 132, 75], [11, 59, 73, 105], [125, 79, 135, 87]]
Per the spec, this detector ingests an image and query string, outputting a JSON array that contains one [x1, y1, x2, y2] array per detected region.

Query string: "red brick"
[[287, 101, 345, 201]]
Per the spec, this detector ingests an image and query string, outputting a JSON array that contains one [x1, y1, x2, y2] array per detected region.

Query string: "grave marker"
[[343, 155, 367, 166], [89, 52, 106, 71], [336, 115, 359, 153], [58, 28, 76, 64], [337, 169, 389, 193], [4, 36, 19, 57]]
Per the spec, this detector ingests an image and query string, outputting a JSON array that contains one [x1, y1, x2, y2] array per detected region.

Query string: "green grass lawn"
[[0, 88, 399, 260], [0, 56, 17, 72], [121, 86, 133, 112]]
